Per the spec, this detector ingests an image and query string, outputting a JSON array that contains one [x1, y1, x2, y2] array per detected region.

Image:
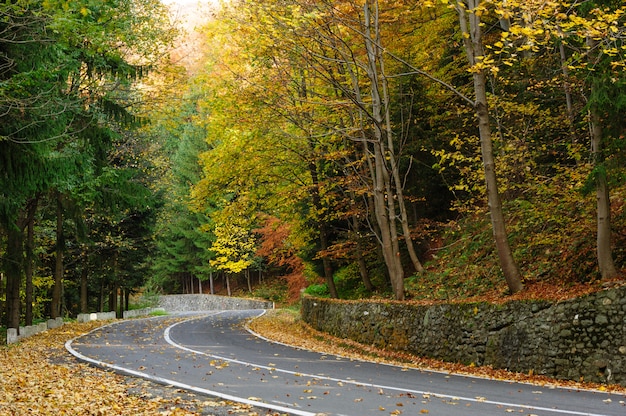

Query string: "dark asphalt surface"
[[66, 310, 626, 416]]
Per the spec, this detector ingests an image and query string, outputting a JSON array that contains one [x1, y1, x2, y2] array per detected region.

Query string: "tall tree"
[[0, 0, 176, 327], [488, 0, 626, 280], [451, 0, 524, 293]]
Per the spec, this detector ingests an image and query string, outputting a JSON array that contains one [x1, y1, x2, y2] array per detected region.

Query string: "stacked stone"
[[302, 286, 626, 386]]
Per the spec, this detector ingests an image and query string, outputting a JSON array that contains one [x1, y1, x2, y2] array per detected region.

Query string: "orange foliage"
[[255, 216, 306, 302]]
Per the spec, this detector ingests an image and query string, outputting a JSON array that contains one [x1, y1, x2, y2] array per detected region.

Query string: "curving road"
[[66, 310, 626, 416]]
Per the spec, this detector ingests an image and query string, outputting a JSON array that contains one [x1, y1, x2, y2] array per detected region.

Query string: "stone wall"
[[301, 286, 626, 386], [157, 294, 274, 312], [76, 311, 117, 323], [122, 307, 165, 319]]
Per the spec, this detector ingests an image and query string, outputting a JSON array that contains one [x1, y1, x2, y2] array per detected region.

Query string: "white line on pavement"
[[164, 313, 613, 416]]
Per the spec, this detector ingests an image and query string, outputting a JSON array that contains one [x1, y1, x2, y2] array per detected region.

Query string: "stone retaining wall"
[[157, 294, 274, 311], [76, 311, 117, 323], [123, 307, 166, 319], [301, 286, 626, 386]]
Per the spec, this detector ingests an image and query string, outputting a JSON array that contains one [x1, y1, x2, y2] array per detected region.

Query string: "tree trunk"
[[5, 225, 23, 330], [25, 199, 37, 326], [377, 15, 424, 274], [125, 289, 130, 312], [364, 1, 404, 299], [559, 42, 576, 139], [351, 214, 375, 292], [99, 279, 105, 312], [210, 272, 214, 294], [51, 193, 65, 319], [306, 159, 337, 298], [0, 263, 4, 325], [246, 269, 252, 293], [226, 274, 231, 296], [80, 266, 88, 313], [456, 0, 524, 294], [586, 36, 618, 281], [590, 100, 617, 280], [372, 140, 405, 300], [596, 179, 616, 279], [110, 286, 117, 314], [332, 15, 402, 297]]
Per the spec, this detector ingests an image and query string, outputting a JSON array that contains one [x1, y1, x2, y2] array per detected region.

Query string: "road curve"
[[66, 310, 626, 416]]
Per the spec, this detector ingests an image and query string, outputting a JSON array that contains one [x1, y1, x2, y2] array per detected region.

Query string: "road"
[[66, 310, 626, 416]]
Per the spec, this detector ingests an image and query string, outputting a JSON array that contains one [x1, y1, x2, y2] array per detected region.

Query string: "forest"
[[1, 0, 626, 332]]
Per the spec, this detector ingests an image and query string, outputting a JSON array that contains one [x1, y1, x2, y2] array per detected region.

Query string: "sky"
[[163, 0, 218, 30], [161, 0, 218, 72]]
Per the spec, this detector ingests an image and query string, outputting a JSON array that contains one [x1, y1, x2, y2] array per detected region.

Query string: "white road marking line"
[[164, 313, 614, 416], [65, 312, 317, 416]]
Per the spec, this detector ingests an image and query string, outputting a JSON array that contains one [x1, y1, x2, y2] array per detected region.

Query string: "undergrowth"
[[406, 171, 626, 303]]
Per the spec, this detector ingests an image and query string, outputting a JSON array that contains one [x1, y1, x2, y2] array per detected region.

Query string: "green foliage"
[[0, 0, 177, 325], [251, 280, 289, 304], [333, 264, 372, 300], [408, 217, 502, 301], [304, 283, 330, 298], [25, 276, 55, 322]]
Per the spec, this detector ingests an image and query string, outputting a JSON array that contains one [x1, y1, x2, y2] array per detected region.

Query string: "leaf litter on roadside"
[[0, 321, 282, 416]]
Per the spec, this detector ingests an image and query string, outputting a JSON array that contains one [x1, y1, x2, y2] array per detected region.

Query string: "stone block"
[[96, 311, 116, 320], [47, 319, 61, 329], [7, 328, 18, 344]]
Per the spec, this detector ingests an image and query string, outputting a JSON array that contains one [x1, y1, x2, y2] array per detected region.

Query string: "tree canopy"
[[2, 0, 626, 328]]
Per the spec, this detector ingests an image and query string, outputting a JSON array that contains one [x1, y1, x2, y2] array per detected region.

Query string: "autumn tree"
[[212, 0, 439, 299], [449, 0, 524, 293], [209, 208, 257, 296], [485, 0, 626, 280]]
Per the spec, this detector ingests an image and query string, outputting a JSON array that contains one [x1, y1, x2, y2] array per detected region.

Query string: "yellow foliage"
[[209, 215, 256, 274]]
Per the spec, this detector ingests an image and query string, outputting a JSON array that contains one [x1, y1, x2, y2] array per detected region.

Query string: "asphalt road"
[[66, 310, 626, 416]]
